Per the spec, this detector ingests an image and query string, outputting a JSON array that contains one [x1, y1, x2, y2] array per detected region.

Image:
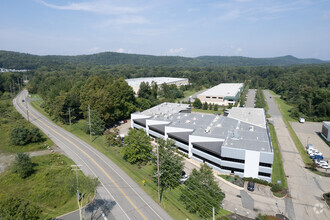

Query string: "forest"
[[1, 57, 329, 127], [0, 50, 328, 69]]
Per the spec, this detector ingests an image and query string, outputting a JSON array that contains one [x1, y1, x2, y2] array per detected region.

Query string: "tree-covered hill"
[[0, 50, 328, 69]]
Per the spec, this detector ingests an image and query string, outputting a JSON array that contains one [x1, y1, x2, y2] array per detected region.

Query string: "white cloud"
[[36, 0, 144, 15], [236, 47, 243, 53], [107, 16, 148, 25], [168, 48, 186, 55], [116, 48, 125, 53]]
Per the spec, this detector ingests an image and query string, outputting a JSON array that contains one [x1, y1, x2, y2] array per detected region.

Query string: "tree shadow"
[[84, 199, 116, 219]]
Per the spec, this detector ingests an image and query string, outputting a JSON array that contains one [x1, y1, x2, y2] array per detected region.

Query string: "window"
[[258, 172, 271, 177], [212, 97, 217, 99], [218, 97, 223, 99], [259, 162, 272, 168], [206, 96, 210, 98]]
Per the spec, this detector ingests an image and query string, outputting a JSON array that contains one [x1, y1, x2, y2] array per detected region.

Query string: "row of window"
[[193, 153, 244, 173], [205, 96, 223, 99]]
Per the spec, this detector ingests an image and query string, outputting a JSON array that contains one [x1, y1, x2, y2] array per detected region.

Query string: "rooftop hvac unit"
[[205, 126, 211, 133], [249, 126, 254, 131]]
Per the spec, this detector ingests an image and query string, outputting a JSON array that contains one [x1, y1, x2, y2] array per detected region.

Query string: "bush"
[[242, 177, 270, 186], [0, 197, 42, 219], [10, 126, 44, 146], [271, 184, 283, 193], [12, 152, 34, 178]]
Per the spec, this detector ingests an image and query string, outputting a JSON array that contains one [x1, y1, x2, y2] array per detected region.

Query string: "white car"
[[320, 164, 329, 169], [314, 160, 328, 166], [180, 171, 189, 183]]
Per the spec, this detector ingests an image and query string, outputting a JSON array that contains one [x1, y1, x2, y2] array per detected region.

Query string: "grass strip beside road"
[[271, 93, 313, 166], [30, 99, 231, 220], [268, 123, 287, 188]]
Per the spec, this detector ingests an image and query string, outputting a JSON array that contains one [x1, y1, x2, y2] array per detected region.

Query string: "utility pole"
[[17, 78, 20, 91], [88, 105, 92, 141], [9, 83, 12, 97], [213, 207, 215, 220], [71, 165, 83, 220], [12, 80, 15, 95], [157, 144, 160, 204], [25, 100, 30, 122], [68, 107, 72, 126]]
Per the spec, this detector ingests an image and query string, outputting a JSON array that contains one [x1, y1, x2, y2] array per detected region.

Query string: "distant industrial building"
[[125, 77, 189, 94], [131, 103, 273, 182], [321, 121, 330, 142], [197, 83, 244, 106]]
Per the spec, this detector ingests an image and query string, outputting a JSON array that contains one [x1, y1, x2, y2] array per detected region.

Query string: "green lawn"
[[269, 123, 287, 188], [270, 91, 313, 166], [30, 99, 231, 220], [0, 98, 53, 153], [0, 153, 94, 219]]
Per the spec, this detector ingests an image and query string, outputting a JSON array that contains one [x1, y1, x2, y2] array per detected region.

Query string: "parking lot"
[[290, 121, 330, 161]]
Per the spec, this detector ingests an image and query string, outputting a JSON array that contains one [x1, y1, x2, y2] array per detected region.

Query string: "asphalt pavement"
[[264, 90, 330, 220], [13, 90, 172, 220]]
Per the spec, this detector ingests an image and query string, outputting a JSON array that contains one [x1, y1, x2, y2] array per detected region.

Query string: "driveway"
[[245, 89, 256, 108], [183, 157, 286, 219], [264, 90, 330, 220]]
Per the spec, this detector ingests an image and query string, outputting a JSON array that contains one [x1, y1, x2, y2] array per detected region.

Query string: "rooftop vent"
[[216, 124, 222, 127], [193, 117, 196, 120], [185, 120, 191, 123], [249, 126, 254, 131], [205, 126, 211, 133], [177, 116, 181, 119]]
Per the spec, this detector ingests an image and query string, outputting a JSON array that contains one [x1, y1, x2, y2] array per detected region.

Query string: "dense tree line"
[[26, 63, 329, 122], [1, 50, 327, 69]]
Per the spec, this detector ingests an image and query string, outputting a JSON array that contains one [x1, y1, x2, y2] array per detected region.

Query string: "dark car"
[[22, 99, 25, 102], [247, 181, 255, 191]]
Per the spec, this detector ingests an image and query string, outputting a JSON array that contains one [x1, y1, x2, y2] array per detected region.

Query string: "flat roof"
[[226, 107, 266, 129], [141, 102, 191, 116], [199, 83, 243, 97], [133, 103, 271, 152], [125, 77, 188, 87]]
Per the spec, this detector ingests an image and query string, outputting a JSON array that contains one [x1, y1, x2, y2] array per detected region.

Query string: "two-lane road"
[[13, 90, 172, 220]]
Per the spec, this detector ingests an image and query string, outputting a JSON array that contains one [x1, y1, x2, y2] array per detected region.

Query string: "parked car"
[[310, 153, 323, 160], [314, 159, 328, 166], [22, 99, 25, 102], [299, 117, 305, 123], [320, 164, 329, 169], [180, 171, 189, 184], [306, 144, 314, 150], [247, 181, 255, 191]]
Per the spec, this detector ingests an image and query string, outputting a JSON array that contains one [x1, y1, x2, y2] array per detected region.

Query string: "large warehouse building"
[[125, 77, 189, 94], [197, 83, 244, 106], [131, 103, 273, 182]]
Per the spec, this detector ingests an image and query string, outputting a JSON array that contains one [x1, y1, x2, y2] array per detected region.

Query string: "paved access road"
[[264, 90, 330, 220], [13, 90, 172, 220], [245, 89, 256, 108]]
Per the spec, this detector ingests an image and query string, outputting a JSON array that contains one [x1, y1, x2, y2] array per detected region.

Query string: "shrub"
[[12, 152, 34, 178], [10, 126, 44, 146], [271, 184, 283, 193]]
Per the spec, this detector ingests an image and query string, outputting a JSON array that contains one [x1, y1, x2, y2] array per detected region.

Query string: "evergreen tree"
[[203, 102, 208, 110], [193, 98, 202, 109]]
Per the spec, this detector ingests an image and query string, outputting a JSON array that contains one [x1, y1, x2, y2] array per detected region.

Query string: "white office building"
[[131, 103, 273, 182], [197, 83, 244, 106]]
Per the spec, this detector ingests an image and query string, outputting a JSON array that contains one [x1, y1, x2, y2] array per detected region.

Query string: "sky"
[[1, 0, 330, 59]]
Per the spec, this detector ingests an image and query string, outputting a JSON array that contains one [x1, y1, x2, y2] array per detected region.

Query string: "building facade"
[[197, 83, 244, 106], [125, 77, 189, 94], [321, 121, 330, 142], [131, 103, 273, 182]]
